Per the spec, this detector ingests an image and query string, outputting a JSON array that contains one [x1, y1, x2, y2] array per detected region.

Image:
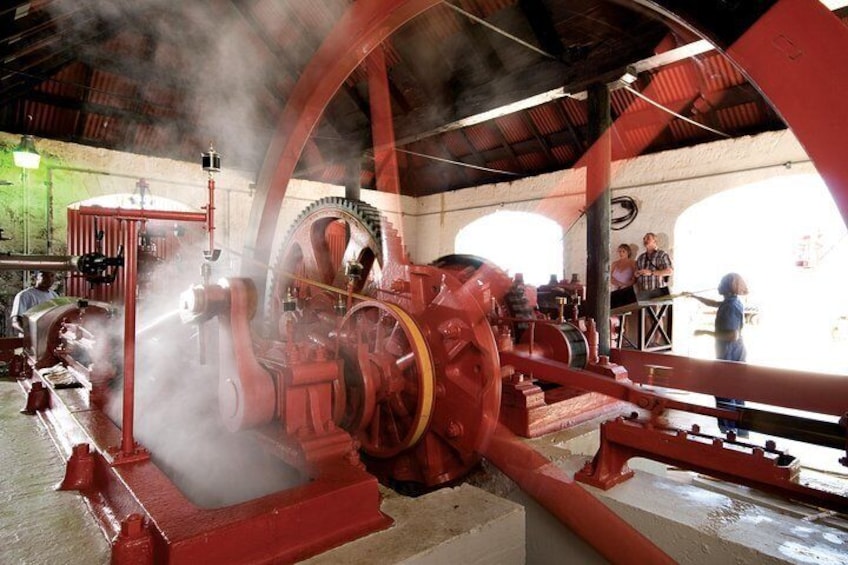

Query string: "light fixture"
[[13, 134, 40, 169]]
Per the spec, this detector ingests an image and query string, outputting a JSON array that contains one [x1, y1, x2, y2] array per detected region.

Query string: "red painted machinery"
[[7, 1, 848, 563], [8, 205, 848, 564], [182, 197, 847, 562]]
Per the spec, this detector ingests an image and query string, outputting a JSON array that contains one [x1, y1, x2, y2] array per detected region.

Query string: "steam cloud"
[[106, 256, 302, 509]]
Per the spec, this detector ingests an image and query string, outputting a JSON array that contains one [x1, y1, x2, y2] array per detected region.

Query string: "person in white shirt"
[[11, 271, 59, 335]]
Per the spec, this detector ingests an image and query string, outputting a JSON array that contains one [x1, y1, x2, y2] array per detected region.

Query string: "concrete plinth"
[[469, 428, 848, 565], [303, 484, 526, 565]]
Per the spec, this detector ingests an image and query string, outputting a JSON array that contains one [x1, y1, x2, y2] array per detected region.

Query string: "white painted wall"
[[413, 130, 816, 284], [2, 128, 822, 287]]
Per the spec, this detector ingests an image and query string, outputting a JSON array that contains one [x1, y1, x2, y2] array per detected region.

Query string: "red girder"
[[244, 0, 442, 277], [612, 348, 848, 418]]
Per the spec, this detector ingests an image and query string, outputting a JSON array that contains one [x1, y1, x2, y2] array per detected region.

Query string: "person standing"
[[635, 232, 673, 291], [610, 243, 636, 290], [11, 271, 59, 335], [686, 272, 749, 435]]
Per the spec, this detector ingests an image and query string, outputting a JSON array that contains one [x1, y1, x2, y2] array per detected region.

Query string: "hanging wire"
[[611, 195, 638, 230], [622, 84, 730, 138], [391, 148, 521, 176], [441, 2, 557, 60]]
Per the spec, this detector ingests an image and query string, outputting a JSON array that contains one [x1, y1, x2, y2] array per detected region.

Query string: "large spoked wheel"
[[338, 300, 435, 458], [269, 197, 388, 335]]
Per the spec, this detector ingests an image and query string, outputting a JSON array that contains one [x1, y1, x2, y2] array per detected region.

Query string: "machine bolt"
[[691, 424, 701, 434], [765, 440, 776, 450], [121, 514, 146, 538], [446, 421, 464, 439], [440, 323, 462, 339], [435, 382, 446, 397]]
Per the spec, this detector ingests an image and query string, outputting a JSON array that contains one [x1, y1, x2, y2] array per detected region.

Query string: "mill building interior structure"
[[1, 1, 847, 563]]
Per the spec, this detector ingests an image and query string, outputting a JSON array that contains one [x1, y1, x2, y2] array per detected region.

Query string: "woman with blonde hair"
[[686, 272, 749, 434], [610, 243, 636, 290]]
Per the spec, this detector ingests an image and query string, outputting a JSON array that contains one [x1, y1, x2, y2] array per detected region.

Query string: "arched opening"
[[673, 174, 848, 375], [455, 211, 563, 285]]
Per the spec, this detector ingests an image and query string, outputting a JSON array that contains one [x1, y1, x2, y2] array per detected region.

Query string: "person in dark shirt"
[[686, 273, 749, 436]]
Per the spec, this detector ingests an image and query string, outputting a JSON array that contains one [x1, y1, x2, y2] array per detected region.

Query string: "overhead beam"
[[393, 39, 717, 146]]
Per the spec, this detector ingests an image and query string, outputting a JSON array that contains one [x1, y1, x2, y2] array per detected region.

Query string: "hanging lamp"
[[13, 134, 40, 169]]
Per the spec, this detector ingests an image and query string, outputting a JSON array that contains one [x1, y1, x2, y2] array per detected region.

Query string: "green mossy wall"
[[0, 142, 95, 328]]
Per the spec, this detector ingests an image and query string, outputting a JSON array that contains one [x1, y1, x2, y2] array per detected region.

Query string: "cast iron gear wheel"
[[268, 197, 402, 331]]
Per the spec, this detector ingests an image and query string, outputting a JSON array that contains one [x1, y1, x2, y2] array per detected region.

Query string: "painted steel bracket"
[[576, 416, 848, 514]]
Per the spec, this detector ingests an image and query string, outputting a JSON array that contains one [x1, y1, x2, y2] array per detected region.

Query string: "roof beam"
[[393, 39, 715, 146]]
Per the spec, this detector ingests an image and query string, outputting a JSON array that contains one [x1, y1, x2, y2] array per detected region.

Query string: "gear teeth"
[[267, 197, 403, 320], [504, 285, 533, 341]]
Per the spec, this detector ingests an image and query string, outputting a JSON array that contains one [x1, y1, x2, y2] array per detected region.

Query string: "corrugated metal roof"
[[0, 0, 792, 197], [494, 113, 531, 144], [528, 105, 564, 136], [715, 102, 767, 132]]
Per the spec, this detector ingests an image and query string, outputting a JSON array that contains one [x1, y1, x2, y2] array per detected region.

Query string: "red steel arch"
[[245, 0, 848, 279]]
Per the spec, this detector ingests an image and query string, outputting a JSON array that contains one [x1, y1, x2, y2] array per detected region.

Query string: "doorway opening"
[[454, 210, 563, 286], [673, 174, 848, 375]]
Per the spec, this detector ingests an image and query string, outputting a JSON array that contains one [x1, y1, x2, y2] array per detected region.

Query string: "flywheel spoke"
[[338, 300, 435, 458]]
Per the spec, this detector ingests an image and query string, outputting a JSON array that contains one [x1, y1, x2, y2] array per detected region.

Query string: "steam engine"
[[9, 196, 846, 564]]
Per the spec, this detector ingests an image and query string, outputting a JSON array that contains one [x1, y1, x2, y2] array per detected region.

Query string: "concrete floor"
[[0, 376, 110, 564], [0, 375, 525, 565], [2, 372, 847, 565]]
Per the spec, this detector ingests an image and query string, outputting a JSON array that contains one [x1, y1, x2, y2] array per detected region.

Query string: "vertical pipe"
[[206, 175, 216, 257], [586, 83, 612, 356], [46, 170, 54, 256], [120, 219, 139, 456], [198, 174, 217, 365], [366, 44, 405, 265]]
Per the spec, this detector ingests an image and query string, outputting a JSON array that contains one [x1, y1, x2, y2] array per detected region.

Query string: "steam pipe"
[[77, 206, 207, 224], [483, 424, 674, 564], [120, 219, 139, 457], [0, 254, 78, 271]]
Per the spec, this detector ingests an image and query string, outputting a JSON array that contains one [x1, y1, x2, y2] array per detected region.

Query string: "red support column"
[[120, 219, 140, 459], [367, 45, 406, 266], [243, 0, 441, 279]]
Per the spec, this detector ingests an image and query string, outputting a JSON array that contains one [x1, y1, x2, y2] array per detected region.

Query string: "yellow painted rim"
[[382, 302, 435, 451]]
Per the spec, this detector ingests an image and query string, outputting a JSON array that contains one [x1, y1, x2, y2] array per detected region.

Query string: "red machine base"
[[575, 416, 848, 514], [500, 377, 624, 438], [19, 375, 392, 564]]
